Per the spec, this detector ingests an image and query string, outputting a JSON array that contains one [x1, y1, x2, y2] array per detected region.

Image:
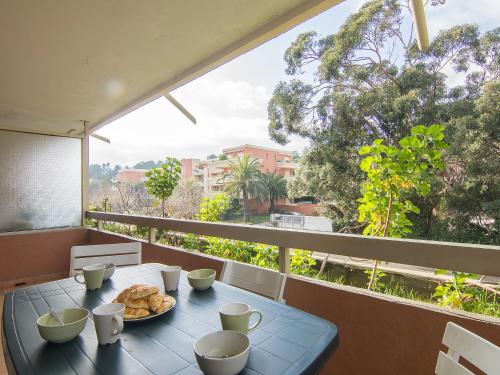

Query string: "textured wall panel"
[[0, 130, 81, 232]]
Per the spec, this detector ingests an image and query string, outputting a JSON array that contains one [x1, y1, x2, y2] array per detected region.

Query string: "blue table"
[[3, 263, 338, 374]]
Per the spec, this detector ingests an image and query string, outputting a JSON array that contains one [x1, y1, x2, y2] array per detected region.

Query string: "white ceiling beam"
[[164, 93, 196, 125], [90, 133, 111, 143], [409, 0, 430, 51]]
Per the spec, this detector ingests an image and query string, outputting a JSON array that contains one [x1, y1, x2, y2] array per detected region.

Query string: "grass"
[[318, 269, 499, 318]]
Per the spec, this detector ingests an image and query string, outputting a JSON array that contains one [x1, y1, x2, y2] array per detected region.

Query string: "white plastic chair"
[[70, 242, 142, 276], [220, 261, 286, 302], [435, 322, 500, 375]]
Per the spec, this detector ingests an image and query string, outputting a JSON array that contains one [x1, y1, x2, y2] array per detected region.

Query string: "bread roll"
[[124, 307, 150, 319], [116, 284, 144, 303], [148, 292, 163, 311], [124, 297, 150, 309], [155, 295, 175, 314], [128, 285, 160, 300]]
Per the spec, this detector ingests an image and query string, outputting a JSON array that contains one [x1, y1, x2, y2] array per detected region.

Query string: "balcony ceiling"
[[0, 0, 341, 137]]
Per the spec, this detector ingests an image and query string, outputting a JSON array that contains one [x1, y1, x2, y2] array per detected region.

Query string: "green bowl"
[[37, 308, 89, 343], [187, 269, 216, 290]]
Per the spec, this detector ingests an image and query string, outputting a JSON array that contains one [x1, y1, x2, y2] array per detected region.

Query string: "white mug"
[[219, 302, 262, 334], [74, 264, 105, 290], [161, 265, 181, 291], [92, 303, 124, 345]]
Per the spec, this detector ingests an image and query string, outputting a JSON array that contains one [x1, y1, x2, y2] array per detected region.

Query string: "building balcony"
[[276, 160, 299, 169], [1, 211, 499, 374]]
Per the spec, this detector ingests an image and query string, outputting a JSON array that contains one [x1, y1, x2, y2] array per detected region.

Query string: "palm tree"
[[221, 155, 265, 222], [261, 173, 287, 213]]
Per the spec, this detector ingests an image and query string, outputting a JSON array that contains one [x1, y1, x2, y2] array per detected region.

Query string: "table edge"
[[3, 264, 340, 375]]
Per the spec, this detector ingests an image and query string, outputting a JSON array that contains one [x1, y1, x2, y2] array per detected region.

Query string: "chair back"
[[220, 261, 286, 302], [70, 242, 142, 276], [436, 322, 500, 375]]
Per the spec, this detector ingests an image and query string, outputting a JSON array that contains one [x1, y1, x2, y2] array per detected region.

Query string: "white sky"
[[90, 0, 500, 167]]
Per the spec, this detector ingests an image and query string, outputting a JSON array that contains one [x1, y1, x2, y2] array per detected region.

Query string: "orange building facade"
[[182, 145, 318, 215]]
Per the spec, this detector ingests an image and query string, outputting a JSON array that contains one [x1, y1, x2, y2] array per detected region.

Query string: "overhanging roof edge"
[[89, 0, 344, 133]]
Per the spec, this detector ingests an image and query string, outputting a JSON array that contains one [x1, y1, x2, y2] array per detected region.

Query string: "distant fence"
[[270, 214, 333, 232], [270, 214, 305, 229]]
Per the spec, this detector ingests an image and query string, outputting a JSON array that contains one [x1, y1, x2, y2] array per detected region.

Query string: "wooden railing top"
[[86, 211, 500, 277]]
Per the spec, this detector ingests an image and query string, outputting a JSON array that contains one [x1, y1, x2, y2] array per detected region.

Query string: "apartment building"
[[181, 144, 318, 215], [181, 144, 299, 194]]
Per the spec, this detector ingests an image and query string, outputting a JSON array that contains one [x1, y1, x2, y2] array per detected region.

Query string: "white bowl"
[[103, 263, 116, 280], [187, 269, 216, 290], [194, 331, 250, 375], [37, 308, 89, 343]]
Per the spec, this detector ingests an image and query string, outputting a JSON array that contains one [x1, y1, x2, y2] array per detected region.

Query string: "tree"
[[166, 179, 203, 219], [222, 154, 265, 222], [116, 181, 154, 215], [358, 124, 448, 290], [145, 157, 181, 217], [89, 163, 120, 181], [133, 160, 162, 170], [198, 193, 230, 222], [260, 173, 287, 213], [267, 0, 499, 243]]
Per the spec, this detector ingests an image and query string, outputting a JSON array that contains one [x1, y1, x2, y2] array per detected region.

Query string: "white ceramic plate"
[[123, 297, 176, 322]]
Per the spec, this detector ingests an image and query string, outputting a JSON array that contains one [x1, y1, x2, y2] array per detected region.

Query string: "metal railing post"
[[96, 219, 103, 231], [149, 227, 157, 244], [279, 246, 290, 274]]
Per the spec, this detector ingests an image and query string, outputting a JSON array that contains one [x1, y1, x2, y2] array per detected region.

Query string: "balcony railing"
[[86, 211, 500, 277]]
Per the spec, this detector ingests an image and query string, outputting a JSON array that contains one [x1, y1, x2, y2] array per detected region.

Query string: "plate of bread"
[[113, 284, 176, 321]]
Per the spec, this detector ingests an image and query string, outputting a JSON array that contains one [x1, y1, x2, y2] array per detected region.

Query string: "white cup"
[[219, 302, 262, 334], [161, 265, 181, 291], [92, 303, 124, 345]]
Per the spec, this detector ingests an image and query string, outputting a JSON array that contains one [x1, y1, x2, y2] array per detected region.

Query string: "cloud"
[[90, 76, 309, 166], [426, 0, 500, 37]]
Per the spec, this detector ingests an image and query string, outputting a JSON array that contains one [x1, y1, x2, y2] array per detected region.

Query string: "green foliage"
[[290, 250, 317, 276], [432, 270, 498, 317], [363, 269, 386, 292], [251, 245, 279, 270], [433, 270, 474, 309], [89, 163, 121, 181], [221, 197, 242, 220], [198, 193, 230, 222], [204, 238, 253, 263], [133, 160, 162, 169], [358, 124, 448, 237], [222, 155, 266, 222], [433, 270, 500, 317], [260, 173, 288, 213], [267, 0, 499, 243], [145, 157, 181, 217], [182, 234, 202, 251]]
